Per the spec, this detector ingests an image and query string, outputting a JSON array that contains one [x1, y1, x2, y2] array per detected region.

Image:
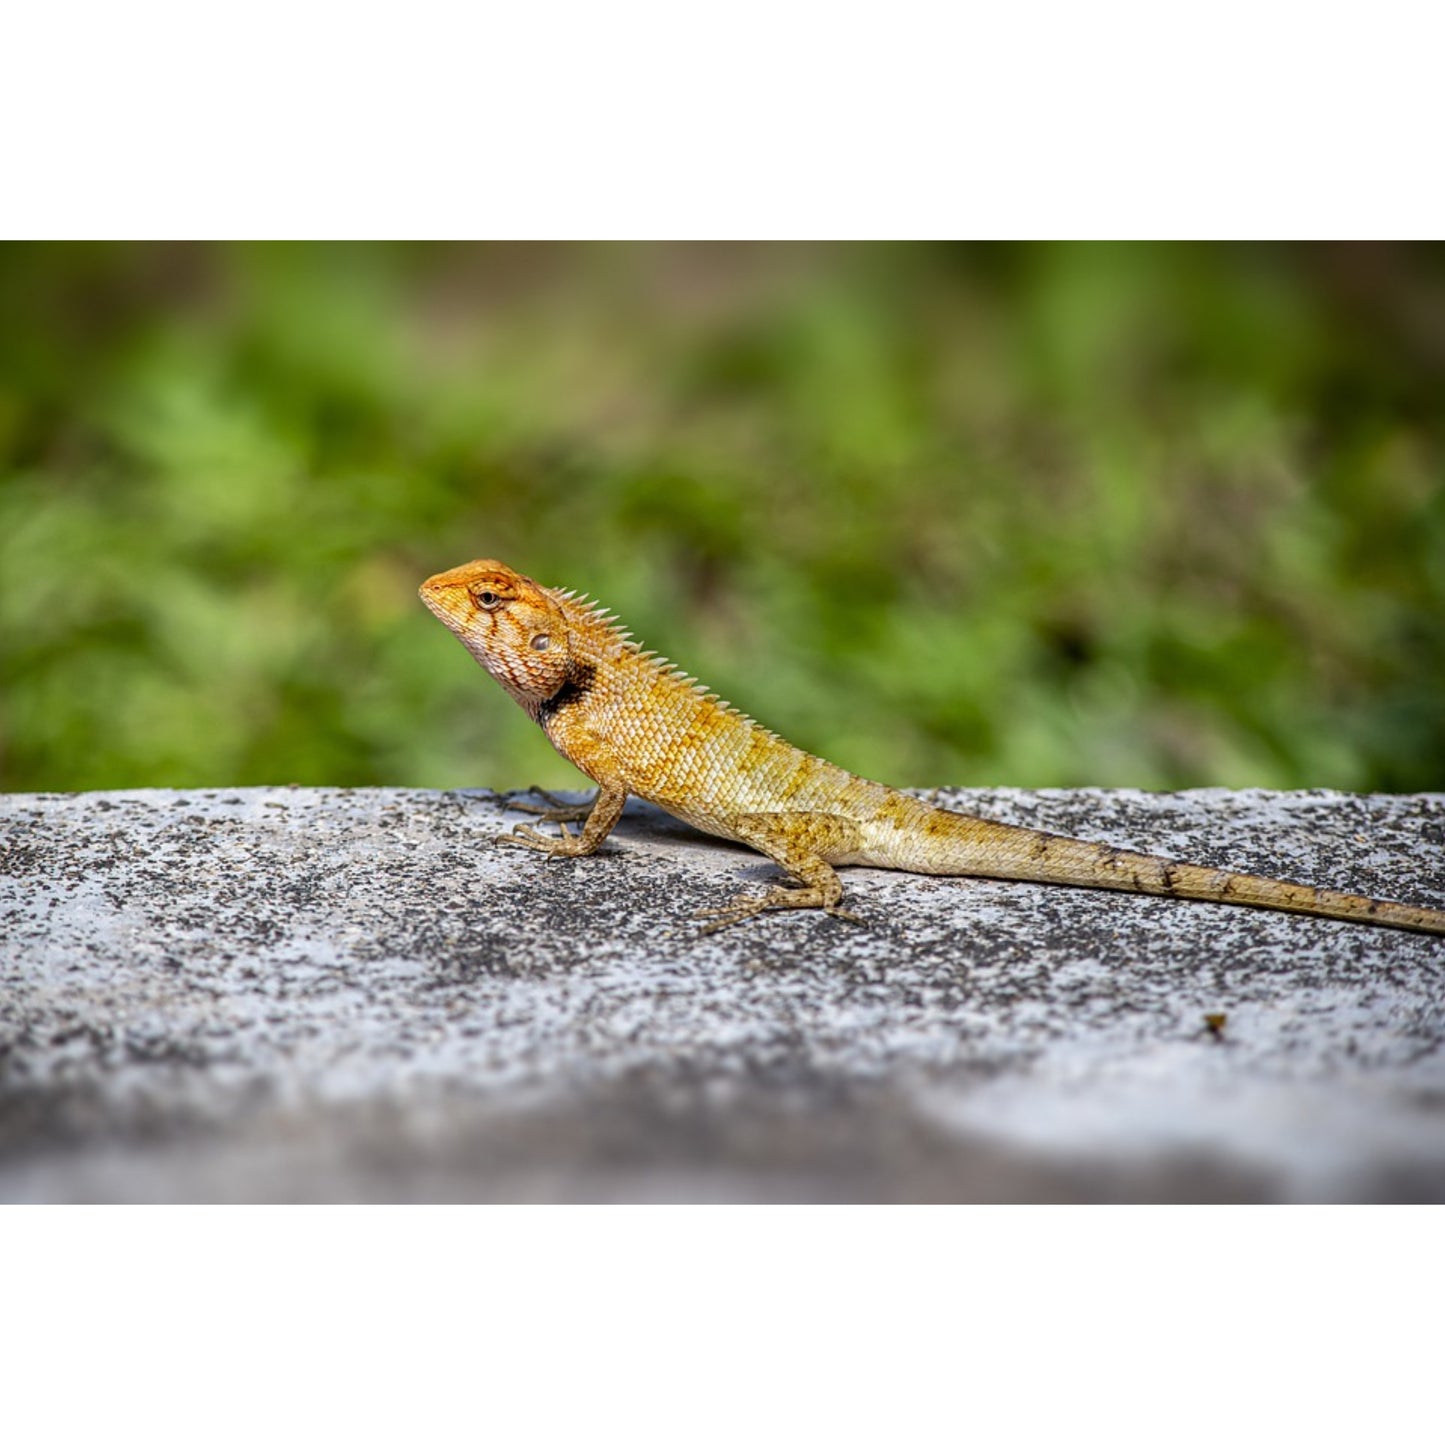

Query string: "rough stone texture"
[[3, 785, 1443, 1202]]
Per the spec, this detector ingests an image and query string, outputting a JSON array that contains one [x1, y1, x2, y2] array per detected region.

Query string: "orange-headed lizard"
[[419, 558, 1445, 937]]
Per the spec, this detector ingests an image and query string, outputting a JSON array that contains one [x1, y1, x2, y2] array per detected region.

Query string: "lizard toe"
[[693, 896, 771, 933], [504, 788, 595, 823], [496, 823, 593, 860], [496, 826, 557, 853]]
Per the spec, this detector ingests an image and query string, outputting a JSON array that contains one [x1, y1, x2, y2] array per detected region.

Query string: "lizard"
[[419, 558, 1445, 937]]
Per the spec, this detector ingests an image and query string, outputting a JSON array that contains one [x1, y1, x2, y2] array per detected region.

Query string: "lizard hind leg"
[[695, 811, 867, 933]]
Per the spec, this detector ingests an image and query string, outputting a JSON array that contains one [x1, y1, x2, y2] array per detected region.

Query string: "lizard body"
[[419, 559, 1445, 937]]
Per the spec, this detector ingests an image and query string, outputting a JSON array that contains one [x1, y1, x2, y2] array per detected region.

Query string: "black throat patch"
[[536, 660, 597, 727]]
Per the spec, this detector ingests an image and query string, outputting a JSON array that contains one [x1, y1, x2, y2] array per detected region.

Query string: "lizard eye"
[[474, 589, 502, 610], [530, 634, 551, 651]]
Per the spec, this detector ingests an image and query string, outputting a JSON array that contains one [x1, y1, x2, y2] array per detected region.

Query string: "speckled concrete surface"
[[3, 785, 1443, 1201]]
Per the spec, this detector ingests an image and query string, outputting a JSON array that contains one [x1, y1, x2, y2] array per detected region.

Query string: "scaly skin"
[[419, 559, 1445, 937]]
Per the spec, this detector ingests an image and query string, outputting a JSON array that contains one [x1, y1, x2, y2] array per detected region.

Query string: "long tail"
[[902, 810, 1445, 936]]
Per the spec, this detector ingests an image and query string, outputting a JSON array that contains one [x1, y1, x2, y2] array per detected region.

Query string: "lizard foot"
[[695, 886, 866, 934], [496, 821, 590, 859]]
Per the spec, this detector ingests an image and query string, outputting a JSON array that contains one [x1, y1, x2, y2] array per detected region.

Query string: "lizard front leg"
[[696, 812, 867, 932], [498, 783, 627, 859]]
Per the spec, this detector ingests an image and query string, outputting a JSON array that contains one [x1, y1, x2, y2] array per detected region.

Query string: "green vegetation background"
[[2, 242, 1443, 795]]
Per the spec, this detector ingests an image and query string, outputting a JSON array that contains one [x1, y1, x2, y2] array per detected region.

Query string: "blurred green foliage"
[[2, 242, 1443, 794]]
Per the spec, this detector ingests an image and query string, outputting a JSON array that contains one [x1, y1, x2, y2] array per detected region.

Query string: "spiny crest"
[[547, 586, 626, 637], [544, 582, 783, 742]]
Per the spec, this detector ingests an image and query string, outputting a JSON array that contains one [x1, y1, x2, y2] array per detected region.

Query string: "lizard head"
[[419, 559, 575, 702]]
